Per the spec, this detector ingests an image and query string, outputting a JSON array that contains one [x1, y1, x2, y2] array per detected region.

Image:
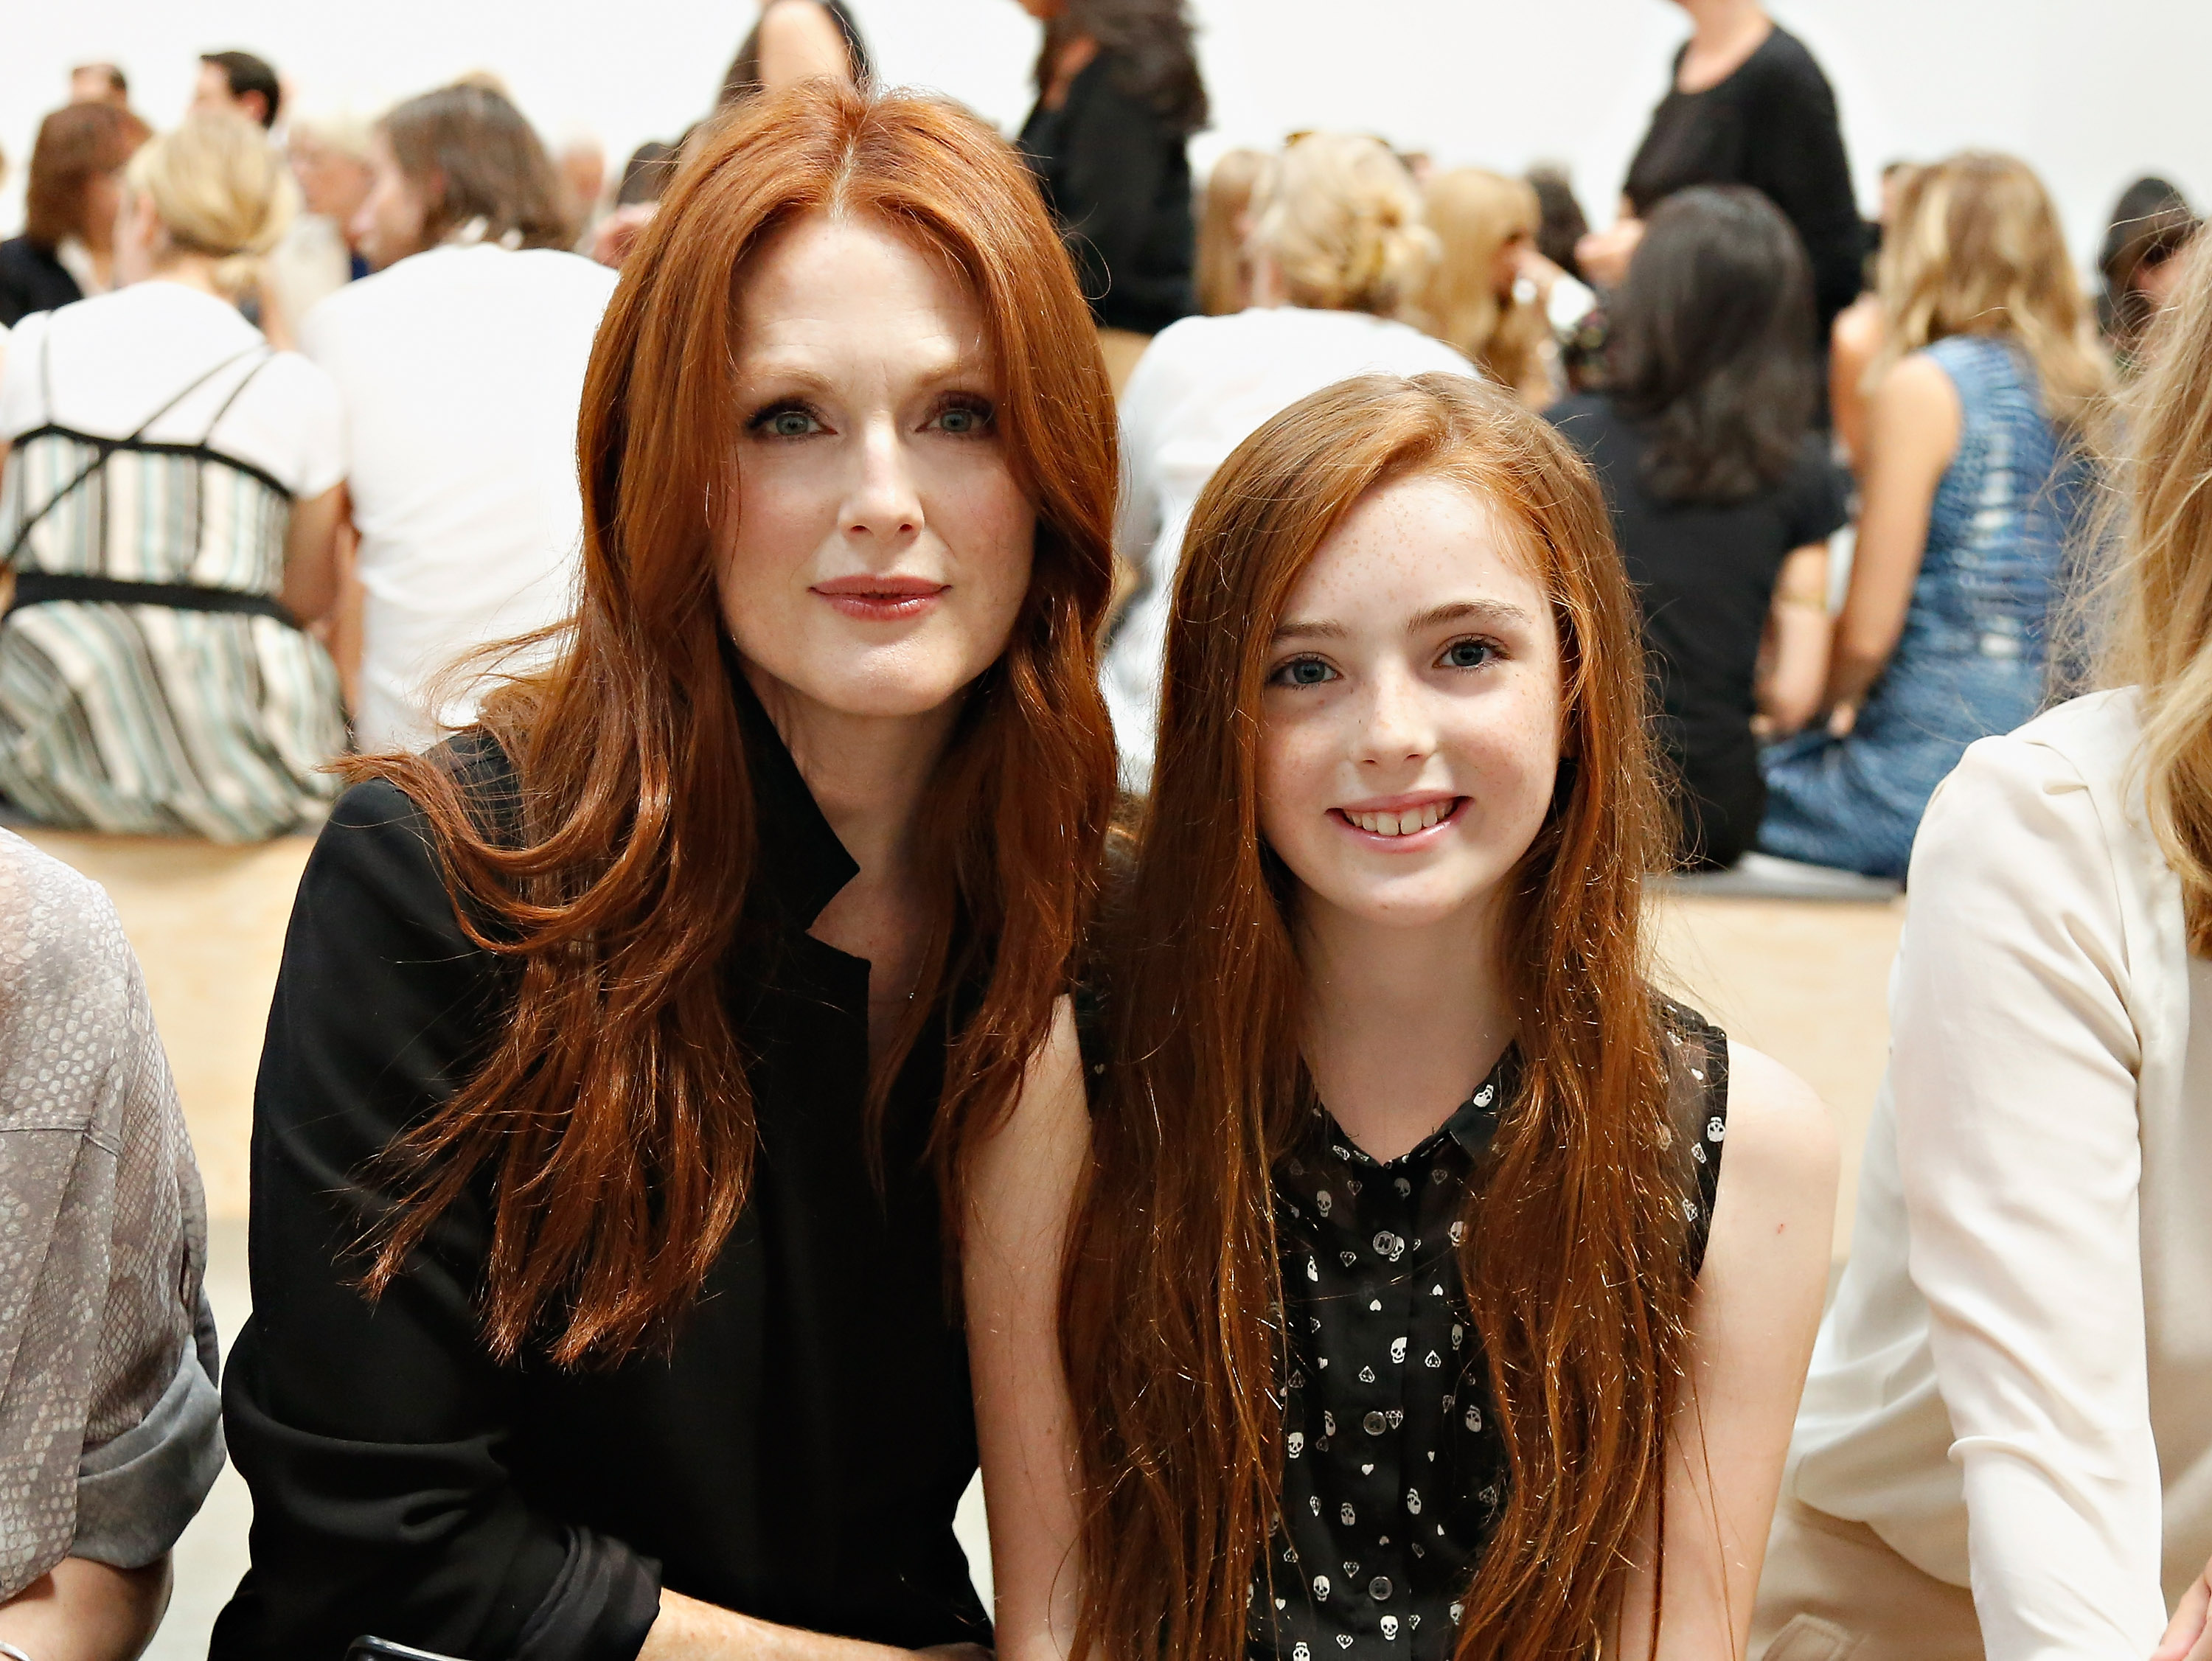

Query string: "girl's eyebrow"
[[1271, 599, 1537, 645]]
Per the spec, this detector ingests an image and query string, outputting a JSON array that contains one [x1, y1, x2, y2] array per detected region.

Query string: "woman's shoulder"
[[0, 829, 134, 1035], [312, 731, 522, 926], [1911, 689, 2154, 905]]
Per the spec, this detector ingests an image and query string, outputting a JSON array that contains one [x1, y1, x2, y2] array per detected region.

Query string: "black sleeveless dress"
[[1251, 1002, 1731, 1659]]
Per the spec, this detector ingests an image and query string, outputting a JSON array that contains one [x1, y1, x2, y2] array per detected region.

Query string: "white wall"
[[5, 1, 2205, 269]]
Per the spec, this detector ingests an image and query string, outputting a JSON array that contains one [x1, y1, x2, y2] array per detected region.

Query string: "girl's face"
[[1256, 473, 1565, 933], [719, 212, 1034, 733], [351, 130, 430, 271]]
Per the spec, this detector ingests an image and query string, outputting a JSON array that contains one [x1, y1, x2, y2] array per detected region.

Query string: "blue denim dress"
[[1758, 337, 2084, 878]]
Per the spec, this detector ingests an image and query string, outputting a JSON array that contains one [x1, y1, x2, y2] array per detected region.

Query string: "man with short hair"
[[195, 49, 280, 130]]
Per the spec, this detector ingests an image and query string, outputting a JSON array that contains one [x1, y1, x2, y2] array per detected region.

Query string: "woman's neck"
[[1296, 892, 1515, 1164], [1676, 0, 1773, 93], [145, 256, 228, 300], [747, 668, 961, 1037]]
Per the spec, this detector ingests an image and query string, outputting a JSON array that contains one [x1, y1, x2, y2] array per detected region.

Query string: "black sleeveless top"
[[1251, 1003, 1731, 1660]]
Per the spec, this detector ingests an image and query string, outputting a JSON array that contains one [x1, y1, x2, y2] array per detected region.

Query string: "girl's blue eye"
[[1440, 638, 1495, 670], [1272, 657, 1338, 687]]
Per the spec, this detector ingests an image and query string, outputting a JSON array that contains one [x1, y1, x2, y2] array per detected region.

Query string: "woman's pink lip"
[[810, 576, 947, 621], [810, 574, 947, 596]]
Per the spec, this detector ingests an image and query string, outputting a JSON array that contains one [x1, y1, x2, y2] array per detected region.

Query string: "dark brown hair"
[[380, 82, 573, 254], [361, 82, 1119, 1367], [1063, 374, 1692, 1660], [24, 102, 150, 248], [1034, 0, 1209, 136]]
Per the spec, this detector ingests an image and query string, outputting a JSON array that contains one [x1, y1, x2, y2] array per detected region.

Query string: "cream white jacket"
[[1787, 688, 2212, 1661]]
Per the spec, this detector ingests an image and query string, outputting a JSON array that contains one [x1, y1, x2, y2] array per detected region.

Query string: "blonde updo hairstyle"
[[123, 109, 293, 299], [1247, 133, 1437, 319]]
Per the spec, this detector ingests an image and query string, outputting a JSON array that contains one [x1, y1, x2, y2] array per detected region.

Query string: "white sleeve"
[[276, 355, 348, 500], [1113, 340, 1169, 582], [1891, 736, 2166, 1661], [0, 312, 49, 440]]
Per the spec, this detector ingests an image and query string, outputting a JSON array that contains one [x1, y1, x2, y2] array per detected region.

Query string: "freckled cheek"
[[1255, 717, 1341, 849]]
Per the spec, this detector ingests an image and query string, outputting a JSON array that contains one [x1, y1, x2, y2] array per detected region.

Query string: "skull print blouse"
[[1253, 1003, 1730, 1660]]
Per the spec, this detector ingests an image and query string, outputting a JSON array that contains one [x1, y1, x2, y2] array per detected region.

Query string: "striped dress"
[[0, 304, 347, 842]]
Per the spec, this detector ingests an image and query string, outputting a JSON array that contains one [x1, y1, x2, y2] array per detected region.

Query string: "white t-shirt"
[[0, 282, 344, 499], [1102, 307, 1481, 790], [300, 243, 618, 751]]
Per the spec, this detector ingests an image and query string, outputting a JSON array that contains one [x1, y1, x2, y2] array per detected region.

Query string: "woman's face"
[[351, 130, 430, 271], [719, 212, 1034, 737], [1256, 473, 1565, 935]]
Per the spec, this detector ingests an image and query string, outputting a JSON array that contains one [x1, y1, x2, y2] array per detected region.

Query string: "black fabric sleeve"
[[1784, 439, 1852, 549], [215, 779, 661, 1661], [1743, 43, 1864, 333], [1055, 72, 1184, 327]]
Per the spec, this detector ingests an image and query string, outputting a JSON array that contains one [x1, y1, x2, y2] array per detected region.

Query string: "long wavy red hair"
[[1062, 375, 1691, 1659], [358, 83, 1119, 1367]]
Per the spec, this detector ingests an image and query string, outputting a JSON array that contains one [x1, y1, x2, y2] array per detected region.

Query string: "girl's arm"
[[966, 999, 1091, 1661], [1755, 543, 1832, 737], [1615, 1042, 1838, 1660], [1822, 353, 1959, 725]]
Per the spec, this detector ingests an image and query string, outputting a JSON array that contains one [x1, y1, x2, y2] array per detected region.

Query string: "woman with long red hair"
[[966, 375, 1834, 1660], [213, 85, 1117, 1657]]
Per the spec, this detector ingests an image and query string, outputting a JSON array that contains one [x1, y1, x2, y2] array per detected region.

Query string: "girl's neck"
[[1677, 0, 1773, 92], [1296, 893, 1514, 1164]]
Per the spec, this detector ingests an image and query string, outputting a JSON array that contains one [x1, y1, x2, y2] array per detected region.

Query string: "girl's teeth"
[[1349, 802, 1451, 836]]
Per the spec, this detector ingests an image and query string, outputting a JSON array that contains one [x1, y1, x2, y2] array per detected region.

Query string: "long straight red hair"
[[358, 83, 1119, 1367], [1062, 375, 1691, 1659]]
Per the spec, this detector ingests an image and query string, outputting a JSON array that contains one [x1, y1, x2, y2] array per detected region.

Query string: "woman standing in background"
[[1581, 0, 1860, 349], [0, 103, 150, 327], [1758, 153, 2104, 879], [1014, 0, 1208, 389], [717, 0, 871, 105]]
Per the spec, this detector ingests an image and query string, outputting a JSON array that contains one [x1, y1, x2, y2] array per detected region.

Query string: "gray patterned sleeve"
[[0, 831, 220, 1597]]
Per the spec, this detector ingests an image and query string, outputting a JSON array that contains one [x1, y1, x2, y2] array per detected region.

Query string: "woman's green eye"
[[1441, 639, 1494, 669], [768, 409, 816, 438], [1275, 658, 1337, 687]]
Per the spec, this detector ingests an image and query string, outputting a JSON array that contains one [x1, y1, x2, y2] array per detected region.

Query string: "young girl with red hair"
[[969, 374, 1836, 1661]]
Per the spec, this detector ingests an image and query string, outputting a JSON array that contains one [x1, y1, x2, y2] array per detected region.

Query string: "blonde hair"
[[1194, 147, 1267, 316], [1422, 167, 1551, 401], [123, 109, 292, 298], [2100, 240, 2212, 951], [1248, 133, 1437, 319], [1873, 152, 2107, 430]]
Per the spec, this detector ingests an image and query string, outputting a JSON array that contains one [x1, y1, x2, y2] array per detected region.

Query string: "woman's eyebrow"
[[1271, 618, 1348, 644]]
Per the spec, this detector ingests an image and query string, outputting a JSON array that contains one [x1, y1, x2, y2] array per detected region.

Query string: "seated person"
[[0, 829, 223, 1659], [1550, 186, 1845, 869]]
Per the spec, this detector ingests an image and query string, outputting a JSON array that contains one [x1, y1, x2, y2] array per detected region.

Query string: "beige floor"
[[17, 828, 1904, 1652]]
